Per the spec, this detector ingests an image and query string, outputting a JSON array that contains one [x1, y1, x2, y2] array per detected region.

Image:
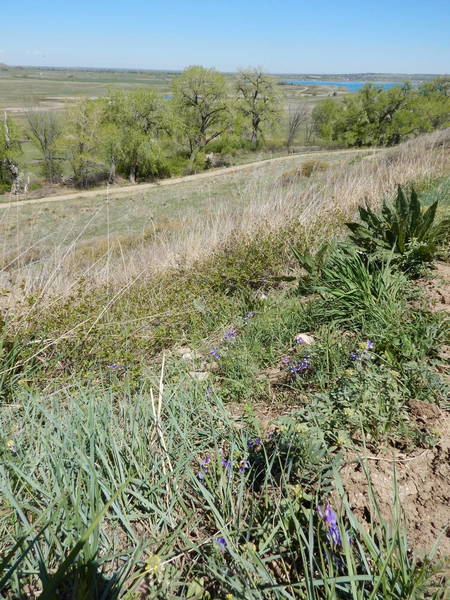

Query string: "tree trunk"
[[108, 159, 116, 184], [3, 158, 25, 195], [129, 165, 136, 184], [187, 147, 199, 173], [251, 129, 258, 149]]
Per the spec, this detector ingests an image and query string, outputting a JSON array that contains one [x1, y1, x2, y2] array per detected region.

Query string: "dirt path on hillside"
[[0, 148, 380, 210]]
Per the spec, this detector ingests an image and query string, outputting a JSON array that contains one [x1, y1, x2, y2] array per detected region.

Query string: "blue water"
[[285, 80, 401, 92]]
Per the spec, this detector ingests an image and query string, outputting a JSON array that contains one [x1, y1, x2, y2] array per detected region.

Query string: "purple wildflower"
[[288, 358, 311, 375], [243, 311, 255, 322], [247, 438, 261, 449], [295, 335, 306, 344], [107, 363, 124, 370], [350, 352, 361, 360], [210, 348, 221, 360], [239, 459, 250, 473], [223, 329, 237, 340], [221, 458, 232, 470], [196, 456, 211, 481], [317, 505, 342, 547], [215, 537, 227, 552], [366, 340, 375, 349], [281, 357, 291, 365]]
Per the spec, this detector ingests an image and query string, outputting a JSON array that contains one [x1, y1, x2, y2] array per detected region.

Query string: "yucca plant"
[[345, 186, 450, 271]]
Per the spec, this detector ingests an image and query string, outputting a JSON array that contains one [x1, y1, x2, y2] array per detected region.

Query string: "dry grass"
[[2, 129, 450, 313]]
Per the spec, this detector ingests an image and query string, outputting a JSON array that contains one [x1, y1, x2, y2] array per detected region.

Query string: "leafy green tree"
[[26, 110, 62, 182], [172, 66, 231, 164], [235, 69, 280, 149], [0, 112, 24, 193], [312, 82, 450, 148], [311, 98, 344, 142], [60, 99, 103, 188], [101, 89, 169, 183]]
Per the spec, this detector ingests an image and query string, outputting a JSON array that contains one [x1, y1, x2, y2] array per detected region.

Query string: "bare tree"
[[286, 105, 310, 152], [26, 110, 62, 182]]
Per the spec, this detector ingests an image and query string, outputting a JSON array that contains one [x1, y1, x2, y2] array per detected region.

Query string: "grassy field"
[[0, 67, 177, 111], [0, 149, 372, 251]]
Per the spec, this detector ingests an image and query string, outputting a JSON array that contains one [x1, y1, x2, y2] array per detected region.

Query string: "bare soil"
[[339, 404, 450, 558]]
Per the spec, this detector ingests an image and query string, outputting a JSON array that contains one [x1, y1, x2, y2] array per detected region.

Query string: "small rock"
[[176, 346, 202, 360], [189, 371, 209, 382]]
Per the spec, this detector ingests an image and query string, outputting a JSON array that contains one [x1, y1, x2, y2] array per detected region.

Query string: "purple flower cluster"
[[243, 311, 255, 323], [223, 329, 237, 340], [106, 363, 124, 371], [197, 456, 211, 481], [209, 348, 221, 360], [221, 457, 232, 470], [317, 505, 342, 547], [282, 356, 311, 375], [350, 340, 375, 361], [247, 438, 261, 449]]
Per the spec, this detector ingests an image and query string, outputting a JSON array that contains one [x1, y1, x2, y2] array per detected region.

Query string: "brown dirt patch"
[[338, 403, 450, 558], [418, 261, 450, 314]]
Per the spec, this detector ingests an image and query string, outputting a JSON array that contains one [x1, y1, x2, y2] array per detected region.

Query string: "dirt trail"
[[0, 148, 380, 210]]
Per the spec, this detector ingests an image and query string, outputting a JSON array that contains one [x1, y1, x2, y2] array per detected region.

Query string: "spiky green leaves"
[[345, 185, 450, 271]]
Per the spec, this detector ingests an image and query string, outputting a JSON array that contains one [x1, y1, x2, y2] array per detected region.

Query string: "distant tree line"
[[1, 70, 449, 193], [311, 79, 450, 147]]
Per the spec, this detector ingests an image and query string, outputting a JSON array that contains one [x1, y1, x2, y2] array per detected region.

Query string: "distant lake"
[[284, 80, 401, 92]]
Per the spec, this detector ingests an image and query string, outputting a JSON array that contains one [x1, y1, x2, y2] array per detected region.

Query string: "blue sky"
[[2, 0, 449, 73]]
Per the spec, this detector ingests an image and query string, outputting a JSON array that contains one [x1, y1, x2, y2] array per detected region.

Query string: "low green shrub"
[[15, 225, 305, 382]]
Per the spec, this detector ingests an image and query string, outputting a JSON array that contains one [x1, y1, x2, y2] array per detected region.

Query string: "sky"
[[1, 0, 450, 74]]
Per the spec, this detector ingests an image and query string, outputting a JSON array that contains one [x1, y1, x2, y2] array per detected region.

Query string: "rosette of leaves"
[[346, 186, 450, 272]]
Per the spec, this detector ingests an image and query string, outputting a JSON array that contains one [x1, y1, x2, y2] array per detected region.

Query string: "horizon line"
[[2, 63, 448, 77]]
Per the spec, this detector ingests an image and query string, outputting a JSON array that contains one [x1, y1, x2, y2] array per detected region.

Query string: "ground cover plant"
[[0, 131, 449, 598]]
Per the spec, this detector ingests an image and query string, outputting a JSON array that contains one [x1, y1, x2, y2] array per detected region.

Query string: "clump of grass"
[[280, 160, 329, 185]]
